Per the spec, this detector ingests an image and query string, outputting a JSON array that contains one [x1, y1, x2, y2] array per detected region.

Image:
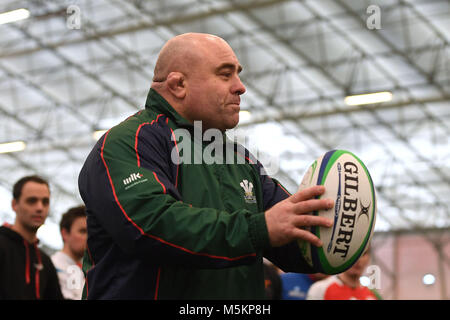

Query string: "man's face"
[[12, 181, 50, 233], [183, 38, 246, 132], [63, 216, 87, 260], [344, 251, 370, 279]]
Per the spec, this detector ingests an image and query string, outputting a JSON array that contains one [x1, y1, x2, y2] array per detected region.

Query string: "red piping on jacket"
[[33, 243, 42, 299], [23, 239, 30, 284], [86, 244, 94, 266], [23, 239, 41, 299], [277, 182, 291, 196], [85, 275, 89, 299], [234, 151, 255, 164], [133, 122, 167, 194], [135, 114, 164, 167], [152, 172, 166, 194], [101, 131, 148, 241], [134, 114, 175, 191], [154, 267, 161, 300], [101, 128, 256, 262], [135, 122, 150, 167]]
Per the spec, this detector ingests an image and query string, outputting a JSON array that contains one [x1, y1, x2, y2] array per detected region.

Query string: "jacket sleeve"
[[78, 120, 269, 269], [257, 163, 316, 273]]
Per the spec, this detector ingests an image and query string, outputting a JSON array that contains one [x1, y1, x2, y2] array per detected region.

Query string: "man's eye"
[[25, 198, 49, 206], [26, 198, 38, 204], [221, 73, 232, 78]]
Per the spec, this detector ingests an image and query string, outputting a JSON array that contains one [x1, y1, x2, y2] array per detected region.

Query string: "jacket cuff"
[[248, 212, 270, 252]]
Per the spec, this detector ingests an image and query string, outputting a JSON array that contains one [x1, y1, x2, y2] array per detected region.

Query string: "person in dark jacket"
[[79, 33, 334, 299], [0, 175, 63, 300]]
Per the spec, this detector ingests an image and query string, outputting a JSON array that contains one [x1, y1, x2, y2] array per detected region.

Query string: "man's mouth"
[[227, 102, 241, 110], [227, 97, 240, 106], [32, 215, 43, 222]]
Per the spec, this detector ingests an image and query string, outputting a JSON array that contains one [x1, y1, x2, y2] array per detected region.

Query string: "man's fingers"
[[292, 198, 334, 215], [292, 215, 333, 229], [290, 185, 325, 203], [291, 213, 333, 248], [265, 185, 335, 248], [291, 228, 323, 247]]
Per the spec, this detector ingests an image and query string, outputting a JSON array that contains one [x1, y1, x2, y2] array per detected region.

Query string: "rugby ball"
[[297, 150, 376, 275]]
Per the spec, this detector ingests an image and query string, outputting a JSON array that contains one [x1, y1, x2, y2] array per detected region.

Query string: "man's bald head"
[[150, 33, 246, 132], [152, 33, 229, 83]]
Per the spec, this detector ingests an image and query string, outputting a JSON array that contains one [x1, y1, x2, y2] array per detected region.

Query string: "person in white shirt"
[[51, 205, 87, 300]]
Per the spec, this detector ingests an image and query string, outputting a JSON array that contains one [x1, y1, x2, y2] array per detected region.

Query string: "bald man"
[[152, 33, 245, 132], [78, 33, 333, 299]]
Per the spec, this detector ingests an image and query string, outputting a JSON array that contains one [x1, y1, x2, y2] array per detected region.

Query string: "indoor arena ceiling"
[[0, 0, 449, 248]]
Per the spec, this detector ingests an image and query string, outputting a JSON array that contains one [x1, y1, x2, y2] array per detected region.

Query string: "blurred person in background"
[[306, 247, 382, 300], [263, 259, 282, 299], [51, 205, 87, 300], [281, 272, 328, 300], [0, 175, 63, 300]]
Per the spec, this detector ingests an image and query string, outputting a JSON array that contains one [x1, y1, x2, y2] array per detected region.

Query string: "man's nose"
[[232, 76, 246, 95], [35, 199, 46, 211]]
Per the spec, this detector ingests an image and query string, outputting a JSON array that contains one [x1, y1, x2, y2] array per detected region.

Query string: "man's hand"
[[265, 185, 334, 247]]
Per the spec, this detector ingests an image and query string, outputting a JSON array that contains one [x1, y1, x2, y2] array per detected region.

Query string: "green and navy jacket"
[[78, 89, 314, 299]]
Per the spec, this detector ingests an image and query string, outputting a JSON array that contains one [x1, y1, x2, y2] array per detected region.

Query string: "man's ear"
[[11, 199, 17, 212], [61, 228, 69, 243], [166, 72, 186, 99]]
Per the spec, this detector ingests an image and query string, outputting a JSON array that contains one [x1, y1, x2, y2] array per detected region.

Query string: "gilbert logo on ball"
[[298, 150, 377, 274]]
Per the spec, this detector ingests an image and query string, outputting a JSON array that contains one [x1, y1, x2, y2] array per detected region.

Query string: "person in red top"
[[307, 248, 381, 300]]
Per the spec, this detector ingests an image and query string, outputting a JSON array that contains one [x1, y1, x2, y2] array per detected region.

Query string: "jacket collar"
[[145, 88, 193, 129], [1, 223, 40, 245], [144, 88, 232, 143]]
